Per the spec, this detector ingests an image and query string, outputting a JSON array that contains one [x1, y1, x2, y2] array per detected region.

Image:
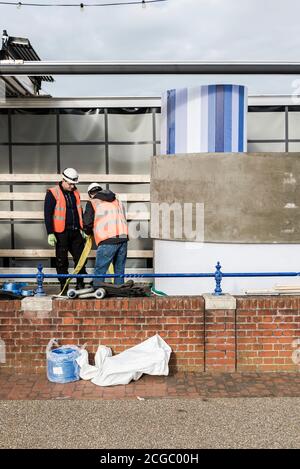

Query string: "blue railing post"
[[35, 263, 46, 297], [214, 261, 223, 296]]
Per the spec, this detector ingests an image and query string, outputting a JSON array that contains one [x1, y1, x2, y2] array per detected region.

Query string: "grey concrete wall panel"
[[150, 153, 300, 243]]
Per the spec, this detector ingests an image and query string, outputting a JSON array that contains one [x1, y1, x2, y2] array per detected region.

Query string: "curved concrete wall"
[[155, 85, 300, 295], [151, 152, 300, 294], [151, 153, 300, 243]]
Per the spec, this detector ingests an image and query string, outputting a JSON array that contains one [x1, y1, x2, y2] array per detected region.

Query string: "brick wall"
[[0, 295, 299, 374], [236, 296, 300, 372], [0, 297, 204, 374], [205, 309, 236, 372]]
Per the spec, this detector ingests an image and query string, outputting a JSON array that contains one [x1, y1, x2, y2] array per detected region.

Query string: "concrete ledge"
[[202, 293, 236, 310], [21, 297, 53, 312]]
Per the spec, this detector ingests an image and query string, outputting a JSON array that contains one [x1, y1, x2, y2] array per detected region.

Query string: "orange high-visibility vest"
[[48, 185, 83, 233], [91, 198, 128, 245]]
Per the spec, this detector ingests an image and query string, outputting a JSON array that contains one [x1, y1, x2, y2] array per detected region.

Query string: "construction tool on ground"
[[74, 287, 106, 299], [66, 281, 148, 299], [91, 280, 150, 297], [66, 287, 95, 298], [66, 287, 106, 299]]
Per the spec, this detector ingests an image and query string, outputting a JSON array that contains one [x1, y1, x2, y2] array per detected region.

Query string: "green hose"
[[150, 284, 168, 297]]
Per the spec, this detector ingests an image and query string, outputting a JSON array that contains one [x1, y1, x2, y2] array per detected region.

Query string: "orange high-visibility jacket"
[[91, 198, 128, 245], [48, 185, 83, 233]]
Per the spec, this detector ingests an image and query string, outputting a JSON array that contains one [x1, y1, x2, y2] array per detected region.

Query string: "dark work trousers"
[[55, 230, 87, 289]]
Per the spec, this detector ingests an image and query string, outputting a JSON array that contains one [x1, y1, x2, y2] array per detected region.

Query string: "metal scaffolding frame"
[[2, 61, 300, 76]]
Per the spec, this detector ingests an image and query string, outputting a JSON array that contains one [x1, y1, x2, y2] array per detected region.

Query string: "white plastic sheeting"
[[76, 334, 172, 387]]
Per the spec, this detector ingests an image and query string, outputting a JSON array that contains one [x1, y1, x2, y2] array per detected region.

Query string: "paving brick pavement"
[[0, 372, 300, 400]]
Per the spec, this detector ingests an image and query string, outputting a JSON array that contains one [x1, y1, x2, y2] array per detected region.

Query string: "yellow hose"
[[108, 262, 115, 284], [59, 235, 114, 295]]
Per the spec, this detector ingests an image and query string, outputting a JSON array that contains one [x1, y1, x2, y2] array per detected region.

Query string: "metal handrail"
[[1, 262, 300, 297]]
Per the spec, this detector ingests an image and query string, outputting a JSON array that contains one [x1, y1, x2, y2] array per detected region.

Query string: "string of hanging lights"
[[0, 0, 167, 9]]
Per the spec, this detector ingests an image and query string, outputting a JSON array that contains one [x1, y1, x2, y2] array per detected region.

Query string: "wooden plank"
[[0, 174, 150, 183], [0, 97, 161, 109], [0, 249, 153, 258], [0, 268, 153, 274], [0, 192, 150, 202], [0, 211, 150, 220]]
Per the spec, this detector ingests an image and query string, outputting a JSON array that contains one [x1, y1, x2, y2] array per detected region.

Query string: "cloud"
[[1, 0, 300, 95]]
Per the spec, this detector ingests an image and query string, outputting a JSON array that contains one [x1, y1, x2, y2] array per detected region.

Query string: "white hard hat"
[[87, 182, 102, 196], [62, 168, 79, 184]]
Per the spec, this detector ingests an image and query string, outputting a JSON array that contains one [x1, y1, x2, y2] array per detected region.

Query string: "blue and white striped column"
[[161, 84, 248, 154]]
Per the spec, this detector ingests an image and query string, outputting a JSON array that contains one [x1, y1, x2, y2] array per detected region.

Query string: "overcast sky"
[[1, 0, 300, 97]]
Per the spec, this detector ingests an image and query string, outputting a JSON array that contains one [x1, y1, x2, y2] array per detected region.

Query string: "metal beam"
[[0, 95, 298, 109], [2, 61, 300, 75], [0, 96, 161, 108]]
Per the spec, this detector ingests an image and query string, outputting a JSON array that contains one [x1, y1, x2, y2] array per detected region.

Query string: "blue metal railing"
[[1, 261, 300, 297]]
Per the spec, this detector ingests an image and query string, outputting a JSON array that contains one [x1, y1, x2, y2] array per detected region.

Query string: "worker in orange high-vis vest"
[[44, 168, 88, 291], [83, 183, 128, 287]]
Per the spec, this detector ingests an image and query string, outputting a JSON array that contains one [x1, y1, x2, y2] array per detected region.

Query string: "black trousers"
[[55, 230, 87, 288]]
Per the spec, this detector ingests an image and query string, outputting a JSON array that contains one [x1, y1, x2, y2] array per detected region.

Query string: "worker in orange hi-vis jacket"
[[44, 167, 88, 291], [83, 183, 128, 288]]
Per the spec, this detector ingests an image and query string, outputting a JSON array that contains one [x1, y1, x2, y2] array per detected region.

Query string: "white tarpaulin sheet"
[[76, 334, 172, 387]]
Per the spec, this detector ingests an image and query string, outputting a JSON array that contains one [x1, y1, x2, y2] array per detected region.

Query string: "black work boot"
[[76, 280, 85, 290]]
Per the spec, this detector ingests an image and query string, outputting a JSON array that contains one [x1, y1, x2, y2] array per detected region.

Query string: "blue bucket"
[[47, 345, 80, 384]]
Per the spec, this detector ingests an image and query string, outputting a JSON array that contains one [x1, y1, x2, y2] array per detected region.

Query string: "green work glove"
[[80, 230, 88, 240], [48, 233, 57, 247]]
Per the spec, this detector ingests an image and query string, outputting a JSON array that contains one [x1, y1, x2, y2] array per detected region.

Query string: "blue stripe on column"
[[160, 91, 167, 154], [208, 85, 216, 152], [175, 88, 188, 153], [224, 84, 233, 152], [167, 89, 176, 154], [243, 87, 248, 151], [238, 86, 245, 152], [231, 85, 239, 152], [200, 85, 209, 151], [215, 85, 224, 152]]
